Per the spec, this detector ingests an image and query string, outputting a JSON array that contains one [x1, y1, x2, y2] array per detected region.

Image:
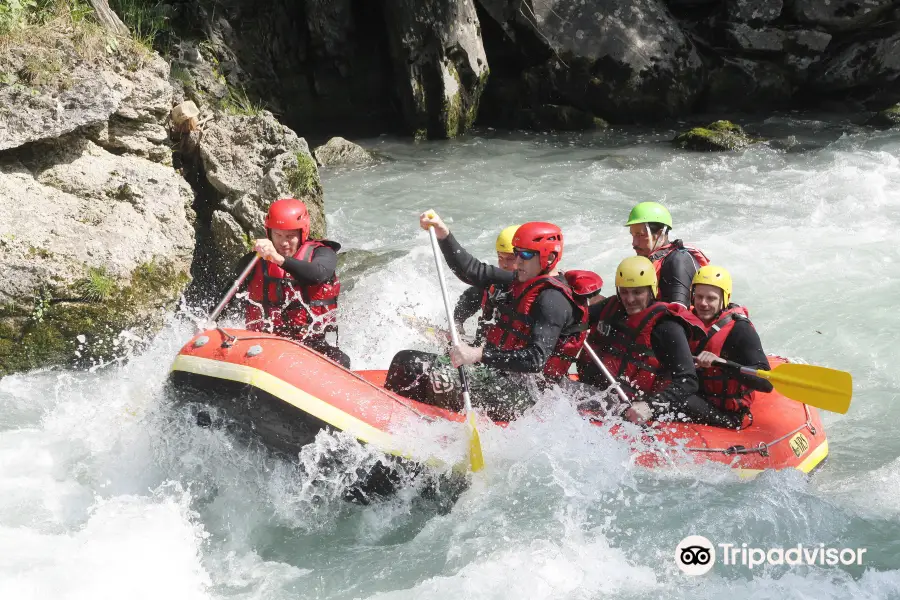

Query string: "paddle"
[[582, 341, 632, 413], [205, 255, 260, 329], [426, 223, 485, 473], [713, 358, 852, 414]]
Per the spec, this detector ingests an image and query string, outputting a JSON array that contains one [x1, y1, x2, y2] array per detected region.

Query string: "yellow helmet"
[[615, 256, 658, 297], [495, 225, 521, 254], [692, 265, 732, 306]]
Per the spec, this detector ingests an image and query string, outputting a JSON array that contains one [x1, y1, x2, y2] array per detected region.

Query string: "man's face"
[[619, 286, 654, 315], [497, 252, 517, 272], [270, 228, 303, 257], [693, 284, 724, 324]]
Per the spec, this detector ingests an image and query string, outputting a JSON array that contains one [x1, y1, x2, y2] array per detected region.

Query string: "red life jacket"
[[245, 240, 340, 339], [483, 274, 589, 379], [649, 239, 710, 281], [580, 297, 703, 395], [693, 304, 755, 413]]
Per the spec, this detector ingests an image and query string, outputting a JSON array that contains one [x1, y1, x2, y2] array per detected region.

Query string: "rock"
[[0, 35, 173, 153], [673, 120, 758, 151], [789, 0, 895, 31], [313, 137, 376, 167], [168, 41, 229, 113], [725, 24, 832, 54], [705, 58, 793, 112], [199, 112, 311, 199], [812, 31, 900, 92], [519, 104, 607, 131], [383, 0, 489, 139], [481, 0, 705, 121], [88, 117, 171, 163], [0, 139, 195, 376], [866, 104, 900, 128], [210, 210, 250, 267], [725, 0, 782, 23]]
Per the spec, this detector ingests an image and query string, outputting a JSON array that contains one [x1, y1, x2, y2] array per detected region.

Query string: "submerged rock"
[[673, 120, 759, 151], [866, 104, 900, 128], [313, 137, 377, 168]]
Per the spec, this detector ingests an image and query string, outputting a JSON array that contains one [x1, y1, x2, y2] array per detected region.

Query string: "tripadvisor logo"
[[675, 536, 868, 575]]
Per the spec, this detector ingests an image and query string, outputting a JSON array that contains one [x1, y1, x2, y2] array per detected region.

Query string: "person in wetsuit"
[[625, 201, 710, 307], [230, 197, 350, 368], [690, 265, 773, 429], [452, 224, 519, 344], [384, 211, 588, 421]]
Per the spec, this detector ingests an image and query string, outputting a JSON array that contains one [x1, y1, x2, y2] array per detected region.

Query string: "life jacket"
[[649, 239, 710, 283], [474, 269, 600, 344], [474, 283, 511, 345], [483, 274, 589, 379], [692, 304, 755, 413], [245, 240, 341, 340], [579, 297, 703, 396]]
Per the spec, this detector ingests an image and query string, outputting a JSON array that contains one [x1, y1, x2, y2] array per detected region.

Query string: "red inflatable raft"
[[169, 328, 829, 477]]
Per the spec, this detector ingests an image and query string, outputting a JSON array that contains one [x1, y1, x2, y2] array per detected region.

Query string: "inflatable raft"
[[169, 328, 828, 478]]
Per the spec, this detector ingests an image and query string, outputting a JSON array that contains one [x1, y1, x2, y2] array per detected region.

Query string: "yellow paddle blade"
[[467, 411, 485, 472], [760, 363, 852, 414]]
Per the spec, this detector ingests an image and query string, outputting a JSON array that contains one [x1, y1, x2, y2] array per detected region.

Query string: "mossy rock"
[[672, 120, 759, 151], [865, 104, 900, 129], [0, 261, 190, 377]]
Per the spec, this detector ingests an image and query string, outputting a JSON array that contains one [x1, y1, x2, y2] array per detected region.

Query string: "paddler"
[[384, 211, 591, 421], [229, 198, 351, 368], [452, 225, 519, 344], [577, 256, 744, 427], [690, 265, 773, 429], [626, 201, 710, 307]]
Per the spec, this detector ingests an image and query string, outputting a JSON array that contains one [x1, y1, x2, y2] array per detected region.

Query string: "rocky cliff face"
[[157, 0, 900, 137], [0, 7, 328, 376]]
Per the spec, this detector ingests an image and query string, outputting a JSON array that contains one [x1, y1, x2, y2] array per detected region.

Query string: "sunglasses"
[[513, 248, 538, 260]]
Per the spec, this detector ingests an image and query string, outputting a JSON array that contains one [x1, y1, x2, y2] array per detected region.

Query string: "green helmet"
[[625, 202, 672, 228]]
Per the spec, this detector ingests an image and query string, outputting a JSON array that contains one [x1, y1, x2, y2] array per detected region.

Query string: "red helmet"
[[512, 222, 563, 272], [564, 270, 603, 298], [265, 198, 310, 242]]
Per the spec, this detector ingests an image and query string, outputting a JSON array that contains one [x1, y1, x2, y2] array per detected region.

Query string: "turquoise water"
[[1, 115, 898, 598]]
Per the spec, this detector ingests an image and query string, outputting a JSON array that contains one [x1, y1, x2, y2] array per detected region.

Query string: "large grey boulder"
[[812, 31, 900, 92], [313, 137, 376, 168], [478, 0, 705, 121], [0, 139, 195, 376], [383, 0, 489, 139]]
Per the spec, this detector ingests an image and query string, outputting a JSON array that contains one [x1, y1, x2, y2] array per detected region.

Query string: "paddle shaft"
[[207, 255, 260, 327], [582, 341, 631, 408], [427, 227, 474, 413]]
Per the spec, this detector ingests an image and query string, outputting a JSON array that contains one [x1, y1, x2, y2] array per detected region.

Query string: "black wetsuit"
[[657, 246, 698, 307], [230, 248, 350, 368]]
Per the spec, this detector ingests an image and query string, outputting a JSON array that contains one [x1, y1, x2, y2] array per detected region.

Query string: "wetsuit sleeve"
[[658, 251, 696, 307], [281, 246, 338, 285], [482, 288, 572, 373], [454, 286, 484, 325], [722, 320, 774, 393], [439, 233, 516, 288], [648, 318, 700, 404]]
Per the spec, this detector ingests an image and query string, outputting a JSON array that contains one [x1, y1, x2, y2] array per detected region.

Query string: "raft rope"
[[677, 404, 816, 457], [213, 328, 438, 421]]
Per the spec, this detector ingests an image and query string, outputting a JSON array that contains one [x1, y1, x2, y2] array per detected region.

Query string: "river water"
[[1, 115, 899, 599]]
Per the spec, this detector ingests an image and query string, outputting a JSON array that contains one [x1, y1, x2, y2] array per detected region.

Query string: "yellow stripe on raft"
[[171, 354, 413, 459], [735, 438, 829, 479]]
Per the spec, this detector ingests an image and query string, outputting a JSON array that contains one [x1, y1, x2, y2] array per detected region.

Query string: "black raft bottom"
[[167, 370, 468, 506]]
